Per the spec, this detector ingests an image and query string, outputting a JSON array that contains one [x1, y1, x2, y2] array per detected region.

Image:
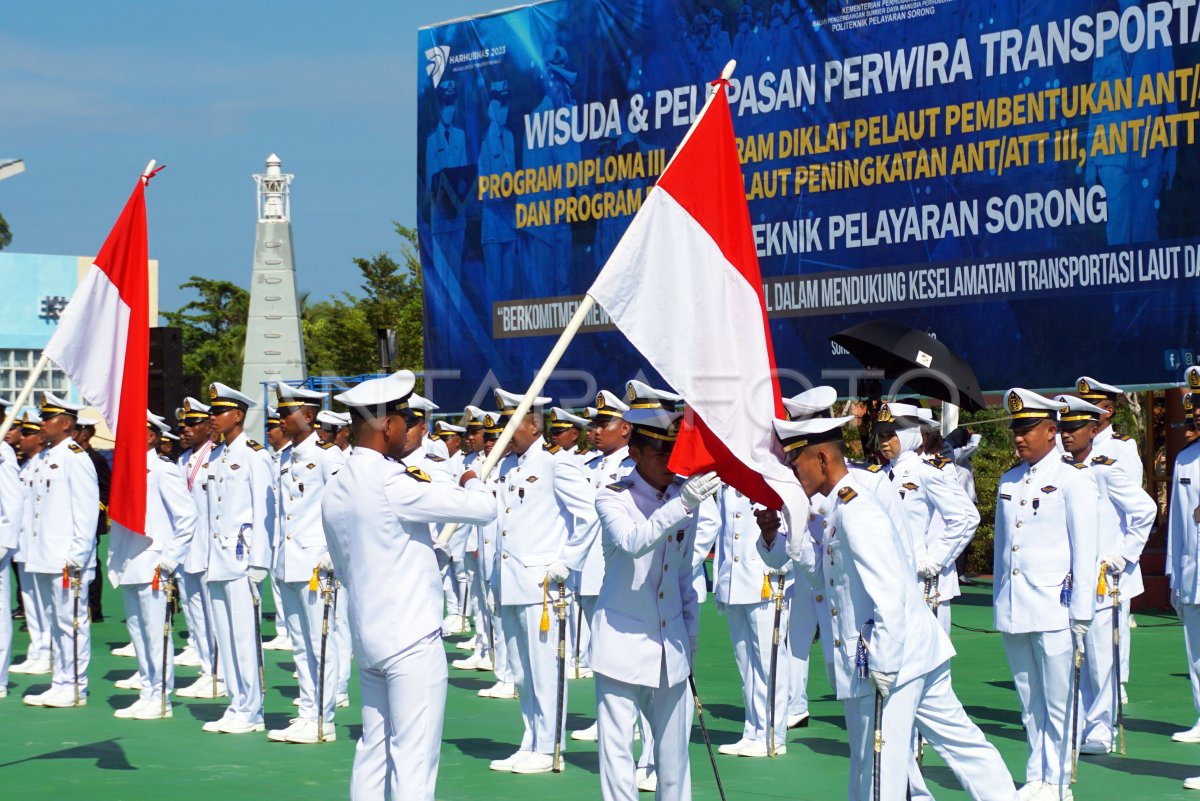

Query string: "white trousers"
[[278, 580, 338, 723], [17, 561, 51, 661], [1002, 630, 1073, 787], [1180, 602, 1200, 715], [179, 571, 215, 674], [1119, 600, 1131, 683], [845, 661, 1017, 801], [208, 578, 263, 724], [122, 582, 174, 703], [443, 558, 468, 618], [725, 600, 789, 745], [33, 571, 91, 694], [596, 665, 692, 801], [1082, 606, 1117, 744], [335, 584, 351, 697], [351, 635, 447, 801], [502, 602, 568, 754], [787, 587, 818, 717], [573, 594, 597, 670], [0, 557, 11, 686], [464, 552, 489, 655]]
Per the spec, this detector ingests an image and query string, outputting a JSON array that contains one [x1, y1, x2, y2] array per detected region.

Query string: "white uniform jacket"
[[1076, 452, 1153, 605], [0, 441, 20, 552], [109, 449, 198, 586], [993, 450, 1099, 633], [24, 437, 99, 574], [714, 485, 789, 605], [203, 432, 275, 581], [1169, 439, 1200, 603], [179, 440, 215, 574], [591, 471, 699, 688], [322, 448, 496, 668], [275, 434, 345, 583], [495, 442, 598, 606], [570, 445, 633, 595]]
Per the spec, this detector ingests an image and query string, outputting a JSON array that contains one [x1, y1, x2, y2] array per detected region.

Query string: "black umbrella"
[[830, 321, 986, 411]]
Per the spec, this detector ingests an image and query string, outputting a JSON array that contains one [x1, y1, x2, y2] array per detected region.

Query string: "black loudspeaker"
[[148, 327, 185, 419]]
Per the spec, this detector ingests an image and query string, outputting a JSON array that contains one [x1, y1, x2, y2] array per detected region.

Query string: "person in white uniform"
[[21, 392, 99, 709], [450, 409, 498, 672], [592, 406, 720, 801], [109, 412, 197, 719], [993, 388, 1098, 801], [1075, 376, 1142, 699], [268, 382, 348, 743], [1171, 368, 1200, 790], [174, 398, 224, 699], [0, 398, 21, 695], [322, 370, 496, 801], [1055, 395, 1153, 756], [874, 402, 980, 634], [261, 407, 295, 656], [10, 412, 51, 677], [201, 382, 275, 734], [489, 387, 598, 776], [760, 414, 1018, 801]]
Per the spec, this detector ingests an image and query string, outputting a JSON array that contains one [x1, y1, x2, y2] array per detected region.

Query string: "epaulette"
[[318, 441, 334, 450], [865, 463, 884, 473], [925, 456, 951, 470], [544, 442, 562, 454], [426, 454, 446, 462], [405, 466, 431, 482], [1091, 455, 1116, 466], [1061, 454, 1077, 464], [246, 440, 264, 452], [1113, 433, 1132, 442], [1067, 461, 1087, 470], [606, 479, 634, 492], [837, 486, 858, 503], [68, 442, 84, 454]]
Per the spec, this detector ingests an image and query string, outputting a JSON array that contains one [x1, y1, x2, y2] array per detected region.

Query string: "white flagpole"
[[436, 62, 737, 545], [0, 160, 158, 442]]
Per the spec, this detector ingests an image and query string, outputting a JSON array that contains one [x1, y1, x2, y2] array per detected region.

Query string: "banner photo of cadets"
[[417, 0, 1200, 408]]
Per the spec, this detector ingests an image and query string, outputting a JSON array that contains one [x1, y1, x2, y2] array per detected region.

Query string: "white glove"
[[248, 567, 268, 584], [64, 556, 83, 571], [1070, 619, 1089, 652], [766, 565, 788, 577], [1104, 554, 1128, 575], [917, 558, 940, 579], [318, 553, 334, 572], [680, 471, 721, 511], [157, 558, 178, 575], [545, 561, 570, 585], [871, 670, 897, 699]]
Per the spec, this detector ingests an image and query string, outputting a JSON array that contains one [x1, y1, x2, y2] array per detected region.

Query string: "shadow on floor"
[[0, 738, 135, 771]]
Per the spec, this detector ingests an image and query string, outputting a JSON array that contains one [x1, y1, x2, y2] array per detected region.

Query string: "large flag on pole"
[[589, 75, 804, 514], [44, 168, 159, 535]]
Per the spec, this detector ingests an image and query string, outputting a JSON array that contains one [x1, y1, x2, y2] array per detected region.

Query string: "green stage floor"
[[3, 580, 1199, 800]]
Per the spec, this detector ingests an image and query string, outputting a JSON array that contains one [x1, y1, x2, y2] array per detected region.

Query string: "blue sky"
[[1, 0, 511, 315]]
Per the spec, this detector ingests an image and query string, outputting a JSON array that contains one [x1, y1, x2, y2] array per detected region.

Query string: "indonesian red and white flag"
[[44, 172, 156, 535], [589, 78, 806, 516]]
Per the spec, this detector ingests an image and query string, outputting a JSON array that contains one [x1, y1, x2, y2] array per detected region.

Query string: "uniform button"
[[502, 553, 508, 560], [1012, 545, 1019, 552], [829, 579, 834, 586], [733, 556, 740, 563], [734, 533, 741, 540], [661, 620, 666, 628], [1016, 521, 1022, 528], [287, 535, 293, 541], [834, 639, 841, 647], [1012, 568, 1019, 576], [814, 594, 823, 602], [484, 539, 490, 545], [831, 608, 838, 616], [735, 512, 742, 519], [1020, 500, 1026, 506], [502, 531, 508, 536], [663, 564, 669, 572], [505, 508, 511, 513], [658, 592, 664, 599], [286, 515, 293, 520]]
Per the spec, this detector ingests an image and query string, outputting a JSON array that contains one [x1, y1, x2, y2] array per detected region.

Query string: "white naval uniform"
[[993, 450, 1098, 789], [713, 484, 791, 749], [1072, 450, 1153, 748], [0, 440, 20, 685], [495, 441, 598, 756], [178, 442, 217, 679], [593, 471, 698, 801], [108, 449, 197, 705], [323, 447, 496, 801], [275, 433, 346, 724], [451, 450, 491, 659], [1168, 439, 1200, 721], [569, 446, 634, 670], [203, 431, 275, 726], [24, 438, 99, 696], [1093, 426, 1142, 685], [885, 450, 980, 632], [15, 452, 51, 664], [475, 458, 515, 682], [768, 474, 1014, 801]]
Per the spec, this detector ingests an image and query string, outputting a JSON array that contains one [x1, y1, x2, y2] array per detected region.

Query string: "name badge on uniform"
[[999, 493, 1012, 500], [1183, 477, 1192, 485]]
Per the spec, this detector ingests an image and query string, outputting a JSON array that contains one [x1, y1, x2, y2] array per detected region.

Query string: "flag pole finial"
[[720, 60, 736, 81], [142, 160, 156, 178]]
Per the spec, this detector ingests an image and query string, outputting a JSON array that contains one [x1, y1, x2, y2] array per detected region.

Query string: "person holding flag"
[[201, 382, 275, 734], [109, 412, 196, 720], [21, 393, 99, 708]]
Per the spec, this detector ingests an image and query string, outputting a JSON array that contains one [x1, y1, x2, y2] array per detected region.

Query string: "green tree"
[[0, 212, 12, 250], [160, 276, 250, 387]]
